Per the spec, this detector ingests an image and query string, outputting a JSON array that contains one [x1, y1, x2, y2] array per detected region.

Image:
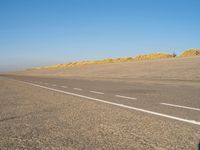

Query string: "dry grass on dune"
[[36, 57, 135, 69], [32, 48, 200, 70], [180, 49, 200, 57], [134, 53, 174, 61], [35, 53, 174, 69]]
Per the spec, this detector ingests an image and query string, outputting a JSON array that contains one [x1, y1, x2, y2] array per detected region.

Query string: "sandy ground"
[[15, 56, 200, 82], [0, 77, 200, 150]]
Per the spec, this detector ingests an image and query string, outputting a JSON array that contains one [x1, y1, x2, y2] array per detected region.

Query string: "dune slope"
[[16, 56, 200, 82]]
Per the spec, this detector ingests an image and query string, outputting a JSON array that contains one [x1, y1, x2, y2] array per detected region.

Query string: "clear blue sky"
[[0, 0, 200, 72]]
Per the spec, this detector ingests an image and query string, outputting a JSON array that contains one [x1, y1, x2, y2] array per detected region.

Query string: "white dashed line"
[[16, 81, 200, 126], [90, 91, 104, 94], [61, 86, 67, 88], [73, 88, 83, 91], [115, 95, 136, 100], [160, 103, 200, 111]]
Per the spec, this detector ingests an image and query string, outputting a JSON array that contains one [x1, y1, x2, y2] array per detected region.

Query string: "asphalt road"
[[3, 75, 200, 125], [1, 75, 200, 149]]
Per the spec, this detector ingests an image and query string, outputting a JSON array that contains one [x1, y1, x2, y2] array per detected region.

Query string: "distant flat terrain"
[[15, 56, 200, 82]]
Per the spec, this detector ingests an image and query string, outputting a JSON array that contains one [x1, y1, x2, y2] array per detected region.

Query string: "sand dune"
[[15, 56, 200, 82]]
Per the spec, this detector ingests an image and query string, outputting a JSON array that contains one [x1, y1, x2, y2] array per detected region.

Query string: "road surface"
[[0, 75, 200, 149]]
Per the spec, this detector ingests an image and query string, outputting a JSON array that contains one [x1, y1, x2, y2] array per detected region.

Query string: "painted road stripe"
[[160, 103, 200, 111], [15, 80, 200, 126], [73, 88, 83, 91], [115, 95, 136, 100], [90, 91, 104, 94], [61, 86, 67, 88]]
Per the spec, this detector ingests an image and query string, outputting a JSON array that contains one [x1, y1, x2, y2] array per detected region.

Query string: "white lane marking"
[[115, 95, 137, 100], [90, 91, 104, 95], [61, 86, 67, 88], [52, 84, 57, 86], [160, 103, 200, 111], [73, 88, 83, 91], [16, 81, 200, 126]]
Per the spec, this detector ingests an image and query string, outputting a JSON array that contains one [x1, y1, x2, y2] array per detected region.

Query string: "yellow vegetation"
[[37, 57, 135, 69], [134, 53, 174, 61], [180, 49, 200, 57], [33, 49, 200, 70], [37, 53, 173, 69]]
